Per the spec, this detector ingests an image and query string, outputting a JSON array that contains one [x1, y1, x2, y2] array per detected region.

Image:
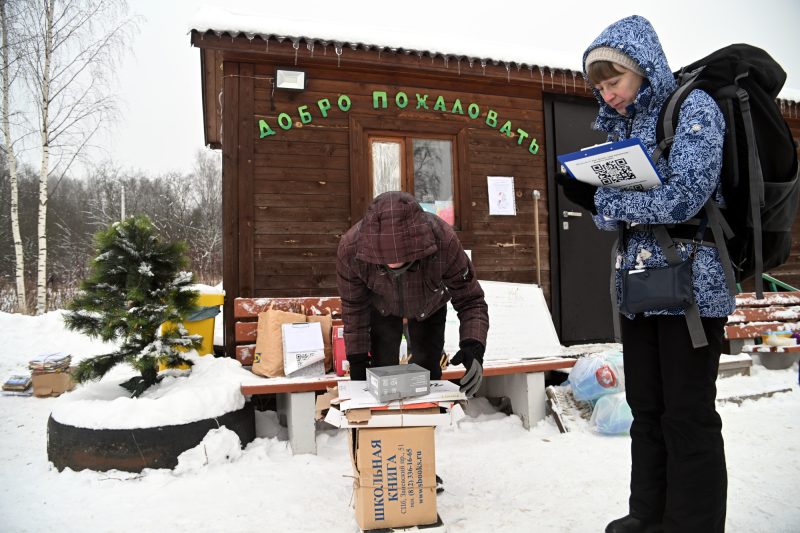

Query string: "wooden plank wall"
[[248, 60, 552, 299]]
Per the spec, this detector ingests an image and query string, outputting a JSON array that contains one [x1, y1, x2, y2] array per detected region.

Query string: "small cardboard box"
[[332, 324, 347, 376], [350, 426, 437, 530], [281, 322, 325, 377], [367, 363, 430, 403], [32, 370, 75, 398]]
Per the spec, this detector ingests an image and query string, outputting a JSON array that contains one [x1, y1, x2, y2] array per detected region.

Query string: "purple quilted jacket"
[[336, 191, 489, 355]]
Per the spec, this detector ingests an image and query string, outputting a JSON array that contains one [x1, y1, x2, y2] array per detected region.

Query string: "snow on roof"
[[189, 7, 583, 76], [189, 6, 800, 105]]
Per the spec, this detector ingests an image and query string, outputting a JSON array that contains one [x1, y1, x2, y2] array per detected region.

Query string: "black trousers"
[[621, 314, 728, 533], [369, 304, 447, 379]]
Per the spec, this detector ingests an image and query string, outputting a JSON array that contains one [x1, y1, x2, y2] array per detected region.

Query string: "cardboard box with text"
[[350, 426, 437, 530]]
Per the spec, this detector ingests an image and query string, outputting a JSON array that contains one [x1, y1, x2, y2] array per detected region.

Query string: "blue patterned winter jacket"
[[583, 15, 735, 318]]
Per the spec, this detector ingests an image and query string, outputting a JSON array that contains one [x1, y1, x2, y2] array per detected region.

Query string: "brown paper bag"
[[307, 314, 333, 373], [252, 309, 307, 377]]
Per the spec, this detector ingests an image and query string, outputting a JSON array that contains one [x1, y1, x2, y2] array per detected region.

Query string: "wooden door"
[[546, 96, 619, 345]]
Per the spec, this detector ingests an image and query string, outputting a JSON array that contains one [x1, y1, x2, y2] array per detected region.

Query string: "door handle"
[[562, 210, 583, 218]]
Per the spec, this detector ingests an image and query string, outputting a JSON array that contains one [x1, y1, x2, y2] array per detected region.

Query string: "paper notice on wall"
[[444, 280, 562, 360], [487, 176, 516, 215]]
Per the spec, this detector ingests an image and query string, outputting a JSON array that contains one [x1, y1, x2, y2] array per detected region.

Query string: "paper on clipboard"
[[557, 138, 663, 191]]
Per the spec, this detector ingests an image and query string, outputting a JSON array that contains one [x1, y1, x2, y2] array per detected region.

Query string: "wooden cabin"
[[190, 21, 800, 356]]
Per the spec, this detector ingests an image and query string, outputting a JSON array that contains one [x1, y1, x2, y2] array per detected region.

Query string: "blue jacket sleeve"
[[594, 90, 725, 224]]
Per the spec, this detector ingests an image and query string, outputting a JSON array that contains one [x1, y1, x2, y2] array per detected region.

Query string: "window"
[[368, 135, 456, 227]]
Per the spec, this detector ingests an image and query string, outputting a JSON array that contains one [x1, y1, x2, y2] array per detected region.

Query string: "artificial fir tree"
[[64, 215, 201, 397]]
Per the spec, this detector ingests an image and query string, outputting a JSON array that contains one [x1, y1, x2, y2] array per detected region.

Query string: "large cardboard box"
[[350, 426, 437, 530], [32, 370, 75, 398], [367, 363, 430, 402]]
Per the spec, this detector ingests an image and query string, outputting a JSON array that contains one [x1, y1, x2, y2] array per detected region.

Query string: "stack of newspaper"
[[28, 351, 72, 373]]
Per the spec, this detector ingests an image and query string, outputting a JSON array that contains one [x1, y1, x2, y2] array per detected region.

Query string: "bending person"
[[336, 191, 489, 397]]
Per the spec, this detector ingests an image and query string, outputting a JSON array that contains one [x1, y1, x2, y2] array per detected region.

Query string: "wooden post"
[[533, 190, 542, 286]]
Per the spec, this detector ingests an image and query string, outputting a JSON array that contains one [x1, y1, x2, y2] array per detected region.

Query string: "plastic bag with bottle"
[[568, 351, 625, 401]]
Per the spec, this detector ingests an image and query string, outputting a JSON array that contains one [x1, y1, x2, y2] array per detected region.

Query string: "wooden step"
[[741, 344, 800, 353]]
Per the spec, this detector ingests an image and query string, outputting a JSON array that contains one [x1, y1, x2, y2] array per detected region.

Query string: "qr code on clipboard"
[[591, 158, 636, 185]]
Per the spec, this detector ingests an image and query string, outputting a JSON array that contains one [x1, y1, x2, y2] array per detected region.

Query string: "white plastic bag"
[[568, 352, 625, 401], [590, 392, 633, 435]]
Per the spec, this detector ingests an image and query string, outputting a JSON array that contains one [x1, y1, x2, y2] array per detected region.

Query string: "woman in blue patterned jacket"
[[561, 15, 734, 533]]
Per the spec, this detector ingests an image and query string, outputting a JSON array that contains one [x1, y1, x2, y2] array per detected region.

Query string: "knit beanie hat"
[[585, 46, 645, 77]]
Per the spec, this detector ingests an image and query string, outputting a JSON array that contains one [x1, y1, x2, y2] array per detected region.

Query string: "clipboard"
[[557, 138, 663, 191]]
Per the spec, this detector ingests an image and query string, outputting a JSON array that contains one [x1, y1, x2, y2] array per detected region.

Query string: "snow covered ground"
[[1, 310, 798, 532]]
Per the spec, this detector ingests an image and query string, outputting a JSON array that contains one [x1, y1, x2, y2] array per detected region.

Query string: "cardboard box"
[[325, 403, 464, 429], [367, 364, 430, 403], [32, 370, 75, 398], [281, 322, 325, 377], [350, 426, 437, 530], [332, 324, 347, 376]]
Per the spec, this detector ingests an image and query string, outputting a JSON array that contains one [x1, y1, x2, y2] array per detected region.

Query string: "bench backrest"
[[233, 297, 342, 365], [725, 291, 800, 340]]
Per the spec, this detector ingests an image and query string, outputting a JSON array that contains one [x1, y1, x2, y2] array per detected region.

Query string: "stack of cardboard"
[[28, 352, 75, 398], [318, 379, 466, 531]]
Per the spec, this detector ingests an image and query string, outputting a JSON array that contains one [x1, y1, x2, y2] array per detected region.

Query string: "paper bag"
[[307, 314, 333, 373], [252, 309, 306, 377]]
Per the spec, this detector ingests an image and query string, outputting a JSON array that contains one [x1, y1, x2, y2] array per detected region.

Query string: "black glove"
[[347, 353, 369, 381], [450, 340, 485, 398], [556, 172, 598, 214]]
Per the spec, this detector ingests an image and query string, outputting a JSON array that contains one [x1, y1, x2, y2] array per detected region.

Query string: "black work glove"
[[347, 353, 369, 381], [450, 340, 485, 398], [556, 172, 598, 215]]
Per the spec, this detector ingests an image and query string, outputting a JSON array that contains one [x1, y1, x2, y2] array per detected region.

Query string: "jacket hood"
[[355, 191, 438, 265], [583, 15, 677, 130]]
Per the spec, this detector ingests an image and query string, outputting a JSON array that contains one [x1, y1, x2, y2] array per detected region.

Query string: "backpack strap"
[[651, 225, 708, 349], [735, 78, 767, 298], [653, 68, 704, 162], [656, 79, 743, 299]]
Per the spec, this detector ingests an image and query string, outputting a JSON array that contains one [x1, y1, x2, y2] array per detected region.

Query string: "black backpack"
[[654, 44, 800, 298]]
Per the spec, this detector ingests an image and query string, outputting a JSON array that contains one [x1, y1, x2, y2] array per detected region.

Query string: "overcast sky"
[[105, 0, 799, 176]]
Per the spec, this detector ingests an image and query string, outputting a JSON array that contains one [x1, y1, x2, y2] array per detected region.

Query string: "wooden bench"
[[233, 296, 343, 366], [234, 297, 576, 454], [725, 291, 800, 367]]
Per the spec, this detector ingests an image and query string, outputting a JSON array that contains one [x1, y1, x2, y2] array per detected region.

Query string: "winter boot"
[[605, 515, 664, 533]]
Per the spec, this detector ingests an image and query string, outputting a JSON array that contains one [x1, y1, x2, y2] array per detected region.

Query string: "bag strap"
[[609, 227, 623, 343], [651, 225, 708, 348], [704, 200, 737, 295], [736, 78, 766, 298]]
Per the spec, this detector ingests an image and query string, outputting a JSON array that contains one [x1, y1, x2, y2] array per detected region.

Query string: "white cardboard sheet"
[[337, 379, 465, 410], [444, 280, 563, 360]]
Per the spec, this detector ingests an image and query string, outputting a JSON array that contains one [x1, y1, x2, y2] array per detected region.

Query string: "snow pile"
[[50, 350, 250, 429], [174, 427, 243, 475]]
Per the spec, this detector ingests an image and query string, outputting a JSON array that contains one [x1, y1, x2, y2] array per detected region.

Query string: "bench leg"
[[279, 392, 317, 455], [727, 338, 745, 355], [483, 372, 546, 430]]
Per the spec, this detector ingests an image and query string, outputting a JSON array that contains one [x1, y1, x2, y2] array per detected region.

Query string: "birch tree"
[[18, 0, 135, 314], [1, 0, 29, 313]]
